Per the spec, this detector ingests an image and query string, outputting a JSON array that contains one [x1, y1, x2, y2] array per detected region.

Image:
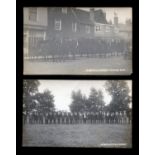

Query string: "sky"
[[38, 80, 132, 112], [78, 7, 132, 24]]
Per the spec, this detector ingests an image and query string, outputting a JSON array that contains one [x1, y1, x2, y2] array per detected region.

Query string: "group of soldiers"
[[26, 37, 131, 61], [23, 110, 132, 125]]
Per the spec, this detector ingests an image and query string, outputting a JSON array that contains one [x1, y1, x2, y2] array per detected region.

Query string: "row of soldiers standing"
[[27, 38, 131, 61], [23, 111, 132, 125]]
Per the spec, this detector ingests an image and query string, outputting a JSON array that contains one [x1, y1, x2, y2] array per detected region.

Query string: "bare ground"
[[24, 56, 132, 75]]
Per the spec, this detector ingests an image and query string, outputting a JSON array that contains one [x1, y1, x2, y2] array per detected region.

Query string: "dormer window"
[[86, 25, 90, 33], [95, 25, 101, 32], [29, 7, 37, 21], [62, 8, 67, 14], [72, 23, 77, 32], [105, 26, 110, 32], [55, 20, 61, 31]]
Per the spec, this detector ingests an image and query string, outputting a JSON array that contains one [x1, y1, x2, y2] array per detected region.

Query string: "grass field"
[[24, 56, 132, 75], [22, 124, 132, 148]]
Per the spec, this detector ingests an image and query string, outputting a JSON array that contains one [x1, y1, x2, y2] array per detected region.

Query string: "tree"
[[87, 88, 105, 112], [69, 90, 86, 113], [105, 81, 131, 112], [23, 80, 40, 113], [35, 89, 55, 114]]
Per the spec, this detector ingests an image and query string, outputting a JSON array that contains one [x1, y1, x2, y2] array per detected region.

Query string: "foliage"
[[70, 90, 86, 113], [105, 80, 131, 112], [87, 88, 105, 112], [23, 80, 40, 113], [35, 89, 55, 114], [23, 80, 55, 114], [69, 88, 105, 112]]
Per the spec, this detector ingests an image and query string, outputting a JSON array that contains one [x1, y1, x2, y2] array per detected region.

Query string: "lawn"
[[22, 124, 132, 148]]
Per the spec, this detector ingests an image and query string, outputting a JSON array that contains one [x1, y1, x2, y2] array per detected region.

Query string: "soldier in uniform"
[[57, 111, 61, 124], [70, 112, 74, 124], [93, 112, 97, 124], [96, 112, 99, 124], [60, 111, 64, 124], [129, 111, 132, 124], [45, 112, 49, 124], [82, 112, 87, 124], [35, 111, 39, 124], [98, 111, 102, 124], [68, 112, 71, 124], [48, 111, 53, 124], [63, 112, 66, 124], [127, 110, 132, 124], [31, 111, 36, 124], [85, 112, 89, 124], [122, 111, 127, 124], [78, 112, 82, 124], [30, 112, 34, 124], [119, 111, 122, 124], [38, 112, 43, 124], [60, 111, 63, 124], [105, 112, 110, 124], [52, 111, 56, 124], [91, 112, 95, 124], [66, 112, 70, 124], [111, 112, 115, 124], [108, 112, 112, 124], [103, 112, 106, 124], [23, 112, 27, 124], [115, 111, 119, 124], [73, 112, 76, 124]]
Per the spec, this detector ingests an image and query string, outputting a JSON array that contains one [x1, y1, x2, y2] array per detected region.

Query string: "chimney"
[[102, 10, 107, 23], [114, 12, 118, 26], [90, 8, 95, 22]]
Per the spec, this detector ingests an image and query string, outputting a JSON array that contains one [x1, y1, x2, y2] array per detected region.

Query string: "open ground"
[[23, 124, 132, 147], [24, 56, 132, 75]]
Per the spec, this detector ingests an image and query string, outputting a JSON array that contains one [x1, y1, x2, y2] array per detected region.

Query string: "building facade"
[[47, 7, 94, 41], [24, 7, 48, 56], [94, 11, 119, 39], [23, 7, 131, 57]]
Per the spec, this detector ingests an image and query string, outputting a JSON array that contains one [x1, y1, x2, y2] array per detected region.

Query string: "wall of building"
[[117, 24, 132, 41], [47, 8, 94, 40], [94, 23, 116, 39], [24, 7, 48, 27], [24, 7, 48, 56]]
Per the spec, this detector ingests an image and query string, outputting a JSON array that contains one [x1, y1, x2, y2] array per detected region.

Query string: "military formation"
[[26, 38, 131, 61], [23, 110, 132, 125]]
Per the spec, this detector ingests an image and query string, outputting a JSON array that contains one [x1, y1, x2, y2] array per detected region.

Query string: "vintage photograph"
[[23, 7, 132, 75], [23, 80, 132, 147]]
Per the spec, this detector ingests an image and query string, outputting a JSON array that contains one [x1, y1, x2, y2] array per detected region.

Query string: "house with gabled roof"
[[46, 7, 116, 41], [23, 7, 123, 57], [93, 9, 117, 39], [47, 7, 95, 41]]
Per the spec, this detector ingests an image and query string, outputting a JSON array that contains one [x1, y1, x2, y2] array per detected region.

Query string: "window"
[[55, 20, 61, 31], [105, 26, 111, 33], [72, 23, 77, 32], [62, 8, 67, 14], [95, 25, 101, 32], [86, 25, 90, 33], [29, 8, 37, 21], [114, 27, 119, 33]]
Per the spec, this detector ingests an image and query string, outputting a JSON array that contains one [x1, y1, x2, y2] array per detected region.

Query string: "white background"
[[139, 0, 155, 155], [0, 0, 154, 155]]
